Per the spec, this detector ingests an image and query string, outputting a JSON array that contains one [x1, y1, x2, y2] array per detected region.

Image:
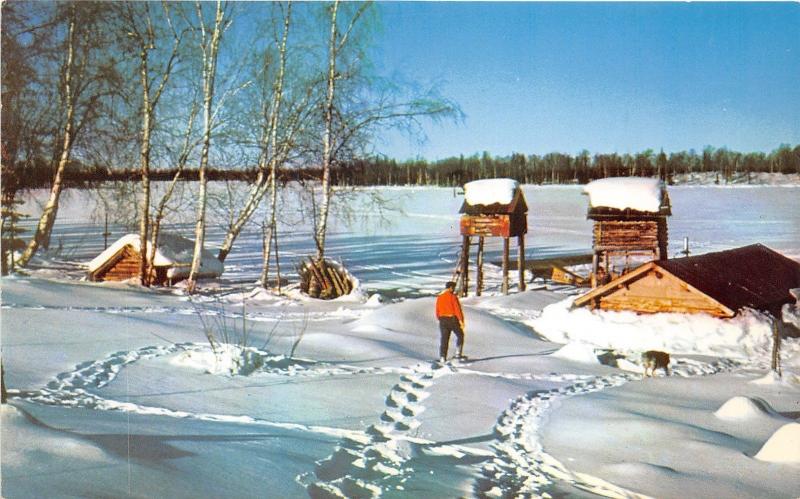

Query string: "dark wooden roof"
[[459, 189, 528, 215], [657, 244, 800, 315]]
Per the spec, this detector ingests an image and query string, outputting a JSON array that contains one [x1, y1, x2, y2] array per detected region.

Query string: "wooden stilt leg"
[[591, 252, 599, 288], [502, 237, 510, 295], [460, 235, 471, 297], [476, 236, 484, 296], [517, 234, 526, 291]]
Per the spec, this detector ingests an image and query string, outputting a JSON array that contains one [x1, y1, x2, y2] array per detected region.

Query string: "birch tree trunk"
[[314, 0, 339, 264], [130, 2, 181, 286], [217, 2, 293, 265], [262, 3, 291, 289], [148, 102, 198, 285], [138, 54, 153, 285], [17, 8, 78, 267], [187, 0, 226, 292]]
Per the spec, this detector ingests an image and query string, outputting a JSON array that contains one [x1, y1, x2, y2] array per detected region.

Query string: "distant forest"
[[340, 145, 800, 186], [11, 144, 800, 190]]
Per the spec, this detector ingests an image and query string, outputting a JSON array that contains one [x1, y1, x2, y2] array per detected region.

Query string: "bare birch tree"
[[147, 100, 200, 285], [186, 0, 230, 292], [312, 0, 460, 263], [17, 3, 119, 266], [120, 2, 184, 285], [215, 2, 306, 267]]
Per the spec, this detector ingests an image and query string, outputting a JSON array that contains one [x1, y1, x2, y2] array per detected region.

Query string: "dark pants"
[[439, 316, 464, 359]]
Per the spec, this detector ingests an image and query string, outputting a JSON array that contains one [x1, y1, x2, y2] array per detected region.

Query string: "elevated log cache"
[[584, 178, 671, 287], [457, 179, 528, 296]]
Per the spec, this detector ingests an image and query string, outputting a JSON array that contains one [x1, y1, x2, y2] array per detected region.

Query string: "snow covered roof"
[[87, 233, 224, 279], [583, 177, 667, 213], [460, 178, 527, 217], [464, 179, 519, 207]]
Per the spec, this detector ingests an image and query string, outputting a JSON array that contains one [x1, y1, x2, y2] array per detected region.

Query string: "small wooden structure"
[[584, 177, 671, 287], [574, 244, 800, 317], [458, 179, 527, 295], [87, 233, 224, 285]]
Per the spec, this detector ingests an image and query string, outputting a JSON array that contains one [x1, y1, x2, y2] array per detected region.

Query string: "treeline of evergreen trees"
[[336, 144, 800, 186], [9, 144, 799, 190]]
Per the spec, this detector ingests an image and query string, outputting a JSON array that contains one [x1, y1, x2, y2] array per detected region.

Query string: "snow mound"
[[170, 344, 264, 376], [551, 342, 600, 364], [530, 297, 800, 363], [365, 293, 384, 307], [583, 177, 665, 212], [713, 396, 781, 421], [464, 178, 518, 206], [755, 423, 800, 463]]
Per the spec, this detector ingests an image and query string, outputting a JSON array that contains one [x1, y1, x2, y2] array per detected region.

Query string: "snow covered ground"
[[2, 184, 800, 498]]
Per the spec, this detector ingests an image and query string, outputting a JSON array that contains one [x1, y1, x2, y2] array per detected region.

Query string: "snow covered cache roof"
[[87, 233, 224, 278], [583, 177, 666, 213], [464, 178, 519, 207]]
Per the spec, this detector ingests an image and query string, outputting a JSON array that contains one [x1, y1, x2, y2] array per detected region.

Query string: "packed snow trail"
[[300, 363, 448, 498]]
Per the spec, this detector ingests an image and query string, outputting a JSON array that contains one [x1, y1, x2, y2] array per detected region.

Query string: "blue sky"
[[371, 2, 800, 160]]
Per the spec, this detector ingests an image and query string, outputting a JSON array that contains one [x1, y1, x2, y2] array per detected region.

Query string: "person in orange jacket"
[[435, 281, 465, 362]]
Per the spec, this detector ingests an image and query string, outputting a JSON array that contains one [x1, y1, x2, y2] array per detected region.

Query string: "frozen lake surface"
[[19, 184, 800, 294]]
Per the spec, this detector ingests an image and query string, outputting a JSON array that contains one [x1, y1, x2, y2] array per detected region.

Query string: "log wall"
[[94, 245, 170, 285], [99, 246, 141, 281]]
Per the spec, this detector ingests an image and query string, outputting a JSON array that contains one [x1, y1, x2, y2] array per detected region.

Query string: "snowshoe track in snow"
[[300, 365, 441, 497], [475, 356, 742, 498]]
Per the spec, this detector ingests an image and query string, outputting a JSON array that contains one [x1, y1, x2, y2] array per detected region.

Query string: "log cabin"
[[87, 233, 224, 285], [573, 244, 800, 318], [583, 177, 671, 287]]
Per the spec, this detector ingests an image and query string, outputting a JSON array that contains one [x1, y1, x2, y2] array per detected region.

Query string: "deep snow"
[[2, 184, 800, 498]]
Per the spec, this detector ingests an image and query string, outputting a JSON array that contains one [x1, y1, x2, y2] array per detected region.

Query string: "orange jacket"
[[435, 289, 464, 323]]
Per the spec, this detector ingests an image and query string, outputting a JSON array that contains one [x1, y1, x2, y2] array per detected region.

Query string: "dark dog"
[[641, 350, 670, 377]]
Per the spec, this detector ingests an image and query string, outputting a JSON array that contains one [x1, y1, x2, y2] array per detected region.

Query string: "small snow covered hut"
[[458, 178, 528, 295], [583, 177, 671, 287], [87, 233, 224, 285], [573, 244, 800, 317]]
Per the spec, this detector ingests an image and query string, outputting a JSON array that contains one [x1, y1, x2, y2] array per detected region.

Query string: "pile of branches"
[[297, 257, 355, 300]]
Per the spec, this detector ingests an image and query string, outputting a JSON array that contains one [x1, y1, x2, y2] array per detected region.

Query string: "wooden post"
[[502, 237, 510, 295], [591, 252, 599, 288], [476, 236, 484, 296], [460, 235, 471, 297], [103, 211, 110, 250], [1, 362, 7, 404], [771, 319, 782, 376], [517, 234, 526, 291]]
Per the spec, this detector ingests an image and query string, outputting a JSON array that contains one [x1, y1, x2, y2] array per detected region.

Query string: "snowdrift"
[[713, 396, 782, 422], [755, 423, 800, 463], [530, 297, 800, 365]]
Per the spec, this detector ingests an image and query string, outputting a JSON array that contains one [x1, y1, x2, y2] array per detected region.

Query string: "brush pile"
[[297, 257, 355, 299]]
